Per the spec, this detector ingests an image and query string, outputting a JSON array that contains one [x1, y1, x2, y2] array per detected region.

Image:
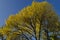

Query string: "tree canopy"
[[0, 1, 60, 40]]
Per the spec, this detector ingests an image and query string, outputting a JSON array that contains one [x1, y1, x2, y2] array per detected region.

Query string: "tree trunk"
[[44, 29, 50, 40], [35, 22, 40, 40], [2, 35, 3, 40]]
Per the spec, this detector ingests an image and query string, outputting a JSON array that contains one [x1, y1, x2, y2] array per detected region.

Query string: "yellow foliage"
[[0, 1, 59, 40]]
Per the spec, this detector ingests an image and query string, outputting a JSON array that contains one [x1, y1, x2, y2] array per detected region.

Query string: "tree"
[[0, 1, 60, 40]]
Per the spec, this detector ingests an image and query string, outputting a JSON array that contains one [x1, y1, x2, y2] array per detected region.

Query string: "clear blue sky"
[[0, 0, 60, 26]]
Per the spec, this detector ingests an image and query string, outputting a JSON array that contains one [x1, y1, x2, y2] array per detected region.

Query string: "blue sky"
[[0, 0, 60, 26]]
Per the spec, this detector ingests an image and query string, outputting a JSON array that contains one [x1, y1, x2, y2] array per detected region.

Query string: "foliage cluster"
[[0, 1, 60, 40]]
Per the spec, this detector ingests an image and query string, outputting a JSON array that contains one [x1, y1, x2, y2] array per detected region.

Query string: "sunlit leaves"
[[0, 1, 60, 40]]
